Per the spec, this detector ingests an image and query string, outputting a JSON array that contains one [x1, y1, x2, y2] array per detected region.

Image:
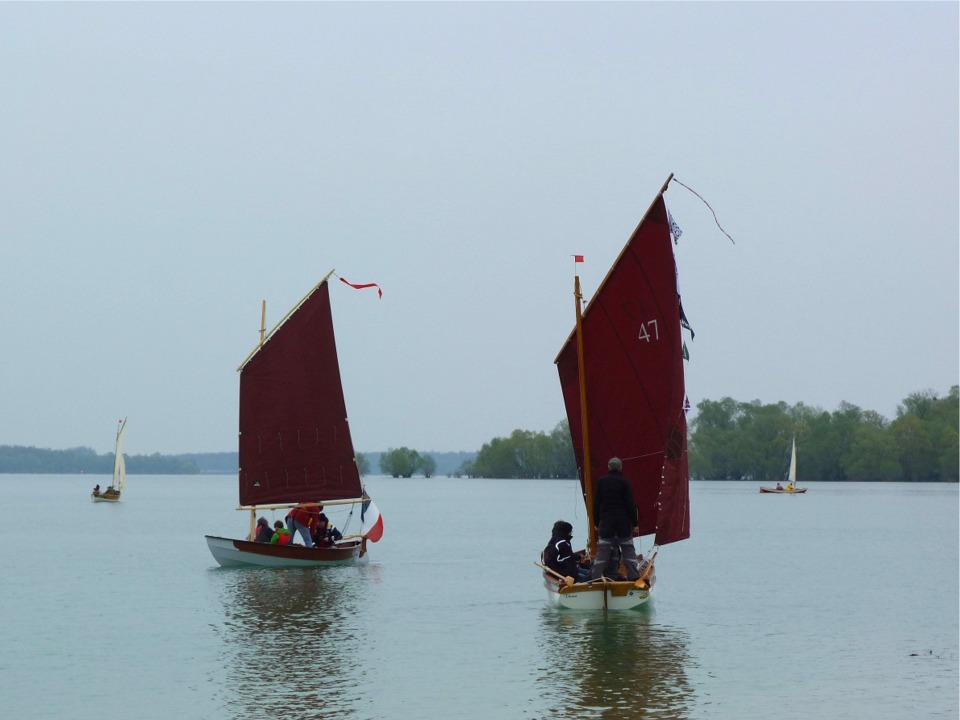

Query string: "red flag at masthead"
[[339, 277, 382, 298]]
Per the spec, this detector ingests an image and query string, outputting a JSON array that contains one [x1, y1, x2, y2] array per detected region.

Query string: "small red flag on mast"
[[574, 255, 584, 263], [339, 277, 383, 298]]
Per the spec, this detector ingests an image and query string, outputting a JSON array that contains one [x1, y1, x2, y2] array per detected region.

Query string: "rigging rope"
[[672, 178, 736, 245]]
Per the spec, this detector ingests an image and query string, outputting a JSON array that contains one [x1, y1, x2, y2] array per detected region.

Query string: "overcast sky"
[[1, 2, 956, 456]]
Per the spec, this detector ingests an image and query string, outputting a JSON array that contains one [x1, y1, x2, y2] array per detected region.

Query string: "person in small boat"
[[312, 513, 344, 548], [785, 483, 794, 491], [270, 520, 292, 545], [285, 503, 323, 547], [543, 520, 589, 584], [254, 516, 273, 543], [776, 482, 783, 490], [590, 457, 641, 581], [92, 484, 100, 495]]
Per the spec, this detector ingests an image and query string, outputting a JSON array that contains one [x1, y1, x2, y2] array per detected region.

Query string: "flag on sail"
[[682, 342, 690, 361], [668, 210, 683, 244], [360, 497, 384, 542], [340, 277, 383, 298], [679, 298, 695, 339], [683, 395, 691, 413]]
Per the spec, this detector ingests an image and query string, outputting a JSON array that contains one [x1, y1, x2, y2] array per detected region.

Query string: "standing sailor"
[[590, 457, 641, 581]]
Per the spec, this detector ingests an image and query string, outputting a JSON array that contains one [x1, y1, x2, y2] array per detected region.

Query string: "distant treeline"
[[459, 423, 576, 479], [0, 446, 201, 474], [0, 447, 476, 476], [4, 386, 955, 480], [459, 386, 958, 483], [690, 387, 958, 483]]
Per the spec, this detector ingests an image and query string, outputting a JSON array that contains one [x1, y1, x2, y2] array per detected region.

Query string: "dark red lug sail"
[[238, 281, 362, 507], [556, 193, 691, 546]]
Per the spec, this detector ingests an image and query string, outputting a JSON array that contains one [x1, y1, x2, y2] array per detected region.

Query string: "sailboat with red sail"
[[206, 271, 383, 568], [540, 174, 692, 609]]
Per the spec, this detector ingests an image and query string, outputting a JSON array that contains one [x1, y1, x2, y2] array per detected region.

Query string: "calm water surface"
[[1, 476, 956, 719]]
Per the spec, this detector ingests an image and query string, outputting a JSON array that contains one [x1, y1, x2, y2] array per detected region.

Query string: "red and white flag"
[[360, 497, 384, 542]]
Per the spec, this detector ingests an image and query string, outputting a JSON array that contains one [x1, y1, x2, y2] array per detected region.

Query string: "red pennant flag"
[[340, 277, 382, 298], [574, 255, 584, 263]]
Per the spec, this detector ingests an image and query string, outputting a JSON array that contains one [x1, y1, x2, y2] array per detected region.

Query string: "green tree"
[[734, 400, 794, 482], [937, 426, 959, 480], [840, 422, 901, 481], [896, 386, 959, 482], [689, 397, 743, 479], [379, 447, 421, 478], [827, 402, 865, 482], [419, 454, 437, 478], [890, 414, 935, 482], [466, 424, 575, 479], [355, 452, 370, 476], [549, 420, 577, 478]]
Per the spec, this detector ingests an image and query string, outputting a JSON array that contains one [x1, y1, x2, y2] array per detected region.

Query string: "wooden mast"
[[259, 300, 266, 347], [247, 300, 268, 541], [574, 274, 596, 556]]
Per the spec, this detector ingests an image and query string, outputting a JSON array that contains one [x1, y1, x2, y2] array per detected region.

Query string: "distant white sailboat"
[[760, 437, 807, 494], [92, 418, 127, 502]]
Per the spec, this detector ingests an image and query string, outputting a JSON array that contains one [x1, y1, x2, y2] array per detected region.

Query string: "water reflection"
[[212, 567, 366, 718], [536, 608, 695, 719]]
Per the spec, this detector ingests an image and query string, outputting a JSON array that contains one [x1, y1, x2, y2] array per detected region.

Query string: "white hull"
[[205, 535, 367, 568], [542, 574, 653, 610]]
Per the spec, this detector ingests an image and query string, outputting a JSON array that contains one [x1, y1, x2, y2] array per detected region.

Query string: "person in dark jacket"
[[589, 457, 641, 581], [312, 513, 344, 548], [543, 520, 589, 584], [253, 516, 273, 543]]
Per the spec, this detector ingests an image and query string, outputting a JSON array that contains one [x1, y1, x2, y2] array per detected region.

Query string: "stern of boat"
[[542, 572, 652, 610]]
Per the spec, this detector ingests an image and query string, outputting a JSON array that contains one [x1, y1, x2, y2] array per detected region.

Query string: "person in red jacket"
[[285, 503, 323, 547]]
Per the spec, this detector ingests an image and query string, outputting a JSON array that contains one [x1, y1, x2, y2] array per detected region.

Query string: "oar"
[[534, 561, 575, 587], [635, 551, 657, 589]]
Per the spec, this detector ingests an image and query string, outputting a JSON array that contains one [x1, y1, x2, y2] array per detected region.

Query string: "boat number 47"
[[638, 320, 659, 342]]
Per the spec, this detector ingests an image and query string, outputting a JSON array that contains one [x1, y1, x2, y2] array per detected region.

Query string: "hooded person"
[[312, 513, 344, 548], [253, 516, 273, 543], [542, 520, 589, 584]]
